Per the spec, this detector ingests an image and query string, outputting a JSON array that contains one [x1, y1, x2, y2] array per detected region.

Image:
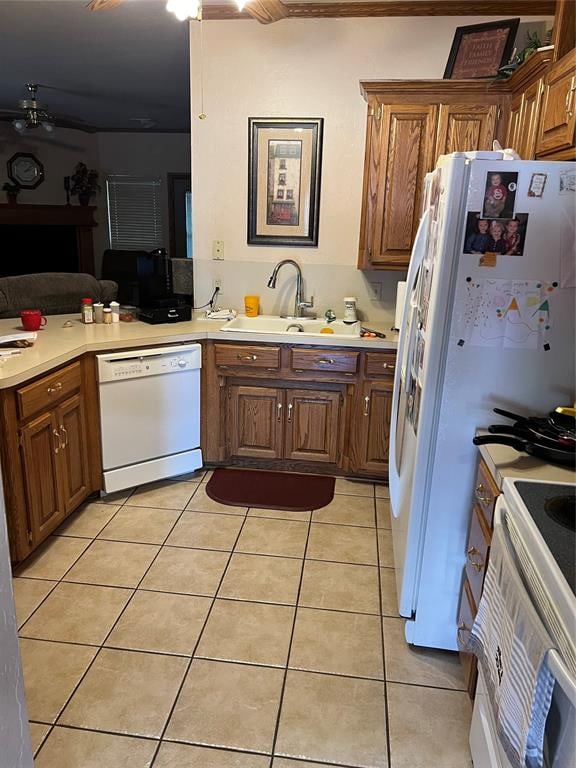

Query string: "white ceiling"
[[0, 0, 191, 132]]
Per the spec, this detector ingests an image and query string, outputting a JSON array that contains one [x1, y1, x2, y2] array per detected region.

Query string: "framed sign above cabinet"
[[7, 152, 45, 189]]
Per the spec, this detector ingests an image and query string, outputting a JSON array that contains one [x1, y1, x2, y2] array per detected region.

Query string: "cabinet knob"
[[277, 402, 283, 422], [475, 483, 490, 505], [364, 395, 370, 416], [287, 403, 293, 423], [467, 546, 484, 572], [382, 362, 395, 371], [52, 429, 60, 454], [47, 382, 63, 395], [238, 354, 258, 361], [60, 425, 69, 449], [317, 358, 334, 366]]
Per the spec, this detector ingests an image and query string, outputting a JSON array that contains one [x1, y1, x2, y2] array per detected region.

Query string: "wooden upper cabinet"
[[506, 93, 523, 151], [536, 49, 576, 159], [436, 104, 498, 155], [284, 389, 341, 464], [517, 79, 545, 159], [369, 103, 437, 270]]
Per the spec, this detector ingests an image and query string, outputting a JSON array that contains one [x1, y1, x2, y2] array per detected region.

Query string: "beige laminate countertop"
[[0, 314, 398, 389], [478, 440, 575, 488]]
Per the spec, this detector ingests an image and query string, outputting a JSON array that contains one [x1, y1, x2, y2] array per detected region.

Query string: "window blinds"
[[106, 176, 164, 250]]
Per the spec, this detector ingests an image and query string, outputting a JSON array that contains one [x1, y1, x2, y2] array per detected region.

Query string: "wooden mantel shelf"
[[0, 204, 97, 227]]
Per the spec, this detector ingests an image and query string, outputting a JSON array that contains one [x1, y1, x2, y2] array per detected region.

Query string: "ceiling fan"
[[87, 0, 289, 24], [0, 83, 92, 134]]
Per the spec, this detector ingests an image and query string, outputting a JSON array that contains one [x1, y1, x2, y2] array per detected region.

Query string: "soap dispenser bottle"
[[343, 297, 358, 324]]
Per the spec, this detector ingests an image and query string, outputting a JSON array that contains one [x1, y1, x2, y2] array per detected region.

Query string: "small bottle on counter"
[[93, 302, 104, 323], [81, 298, 94, 324], [103, 307, 112, 324], [110, 301, 120, 323]]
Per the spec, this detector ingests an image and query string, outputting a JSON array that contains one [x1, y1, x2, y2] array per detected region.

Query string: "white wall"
[[190, 16, 550, 323]]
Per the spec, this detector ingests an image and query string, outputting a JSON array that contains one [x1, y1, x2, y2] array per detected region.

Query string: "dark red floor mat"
[[205, 468, 335, 511]]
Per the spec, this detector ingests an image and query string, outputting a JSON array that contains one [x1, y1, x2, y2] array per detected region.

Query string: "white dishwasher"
[[97, 344, 202, 493]]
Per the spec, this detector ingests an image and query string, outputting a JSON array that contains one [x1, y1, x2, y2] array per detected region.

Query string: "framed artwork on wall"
[[444, 18, 520, 80], [248, 117, 323, 247]]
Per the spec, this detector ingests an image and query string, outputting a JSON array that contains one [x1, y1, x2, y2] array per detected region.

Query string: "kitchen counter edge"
[[0, 315, 398, 389]]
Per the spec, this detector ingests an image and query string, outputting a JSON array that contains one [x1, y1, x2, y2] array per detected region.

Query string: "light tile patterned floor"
[[13, 472, 473, 767]]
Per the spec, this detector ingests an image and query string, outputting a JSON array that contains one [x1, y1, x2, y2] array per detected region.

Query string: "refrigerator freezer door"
[[389, 207, 430, 617]]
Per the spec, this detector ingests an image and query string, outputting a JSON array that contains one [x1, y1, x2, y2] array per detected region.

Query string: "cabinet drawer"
[[465, 504, 491, 608], [17, 362, 82, 421], [290, 349, 358, 374], [473, 458, 499, 528], [365, 352, 396, 378], [214, 344, 280, 370], [457, 577, 477, 654]]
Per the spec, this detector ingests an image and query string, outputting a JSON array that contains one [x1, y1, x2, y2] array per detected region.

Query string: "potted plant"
[[69, 162, 100, 206], [2, 182, 21, 205]]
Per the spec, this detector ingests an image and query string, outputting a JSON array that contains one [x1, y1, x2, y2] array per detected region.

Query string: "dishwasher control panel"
[[97, 344, 202, 383]]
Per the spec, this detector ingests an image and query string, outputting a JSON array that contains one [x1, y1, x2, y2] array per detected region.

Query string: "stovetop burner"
[[545, 493, 576, 532], [514, 481, 575, 593]]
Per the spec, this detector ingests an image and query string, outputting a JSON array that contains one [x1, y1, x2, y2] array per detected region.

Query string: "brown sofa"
[[0, 273, 118, 319]]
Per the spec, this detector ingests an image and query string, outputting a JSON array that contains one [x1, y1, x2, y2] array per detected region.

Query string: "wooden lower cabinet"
[[228, 385, 284, 460], [285, 389, 341, 463], [458, 456, 500, 698], [1, 357, 100, 564], [227, 384, 342, 465], [351, 380, 393, 475], [20, 410, 65, 545]]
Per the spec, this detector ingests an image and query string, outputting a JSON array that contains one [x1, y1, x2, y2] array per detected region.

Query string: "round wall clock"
[[7, 152, 45, 189]]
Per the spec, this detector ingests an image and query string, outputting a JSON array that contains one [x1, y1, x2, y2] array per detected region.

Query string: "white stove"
[[470, 478, 576, 768]]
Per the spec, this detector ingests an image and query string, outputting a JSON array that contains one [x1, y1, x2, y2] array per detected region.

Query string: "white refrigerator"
[[389, 151, 575, 651]]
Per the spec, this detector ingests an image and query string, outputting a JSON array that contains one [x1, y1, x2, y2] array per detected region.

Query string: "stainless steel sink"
[[220, 315, 361, 338]]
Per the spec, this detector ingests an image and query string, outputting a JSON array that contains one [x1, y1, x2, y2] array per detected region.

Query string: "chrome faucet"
[[267, 259, 314, 318]]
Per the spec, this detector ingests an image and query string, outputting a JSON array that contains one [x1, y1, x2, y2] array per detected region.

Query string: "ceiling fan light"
[[166, 0, 200, 21]]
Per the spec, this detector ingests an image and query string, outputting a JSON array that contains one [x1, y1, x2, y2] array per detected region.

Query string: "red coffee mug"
[[21, 309, 47, 332]]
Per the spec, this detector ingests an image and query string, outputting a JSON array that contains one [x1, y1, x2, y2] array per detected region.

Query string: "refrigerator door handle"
[[390, 208, 430, 485]]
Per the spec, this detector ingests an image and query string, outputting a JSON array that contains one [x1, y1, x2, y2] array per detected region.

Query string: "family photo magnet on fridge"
[[559, 170, 576, 195], [482, 170, 517, 218], [463, 212, 529, 256]]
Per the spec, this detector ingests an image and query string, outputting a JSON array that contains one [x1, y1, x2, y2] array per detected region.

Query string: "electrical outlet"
[[367, 281, 381, 301], [213, 278, 223, 295], [212, 240, 224, 260]]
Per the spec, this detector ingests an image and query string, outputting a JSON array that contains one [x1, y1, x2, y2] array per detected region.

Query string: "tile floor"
[[13, 471, 473, 767]]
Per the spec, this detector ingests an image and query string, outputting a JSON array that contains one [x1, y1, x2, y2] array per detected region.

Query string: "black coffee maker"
[[101, 248, 192, 323]]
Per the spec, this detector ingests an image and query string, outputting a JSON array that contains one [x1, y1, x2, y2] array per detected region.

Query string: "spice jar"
[[110, 301, 120, 323], [93, 302, 104, 323], [81, 298, 94, 324], [103, 307, 112, 324]]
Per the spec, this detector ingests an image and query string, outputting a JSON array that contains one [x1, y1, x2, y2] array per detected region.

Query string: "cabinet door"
[[517, 79, 544, 159], [56, 394, 90, 514], [20, 411, 65, 544], [358, 99, 385, 269], [355, 381, 393, 475], [505, 94, 523, 152], [436, 104, 498, 156], [228, 385, 284, 459], [370, 104, 438, 269], [284, 389, 341, 464], [536, 50, 576, 157]]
